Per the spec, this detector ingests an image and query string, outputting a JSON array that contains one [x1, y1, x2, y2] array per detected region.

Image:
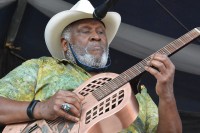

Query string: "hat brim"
[[45, 10, 121, 59]]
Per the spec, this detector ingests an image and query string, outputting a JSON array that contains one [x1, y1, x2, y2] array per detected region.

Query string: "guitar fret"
[[165, 44, 175, 54], [158, 48, 168, 55], [175, 39, 184, 48], [127, 69, 137, 79], [185, 32, 193, 40], [163, 47, 170, 54], [178, 38, 185, 44], [132, 65, 140, 74]]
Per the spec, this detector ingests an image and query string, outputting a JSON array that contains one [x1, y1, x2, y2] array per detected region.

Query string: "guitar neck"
[[93, 28, 200, 101]]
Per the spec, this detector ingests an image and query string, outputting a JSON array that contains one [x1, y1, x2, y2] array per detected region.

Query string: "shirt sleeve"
[[0, 59, 40, 101], [139, 85, 158, 133]]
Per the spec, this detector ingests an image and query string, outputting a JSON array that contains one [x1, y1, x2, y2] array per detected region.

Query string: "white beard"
[[76, 50, 108, 68], [66, 43, 109, 68]]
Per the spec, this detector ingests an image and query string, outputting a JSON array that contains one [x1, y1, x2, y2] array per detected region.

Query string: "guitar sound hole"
[[87, 84, 92, 87], [106, 103, 110, 107], [106, 98, 110, 102], [85, 90, 125, 124], [83, 93, 87, 96], [119, 94, 124, 99], [100, 102, 104, 106], [93, 106, 97, 111], [97, 81, 101, 84], [112, 104, 116, 109], [79, 77, 111, 97], [86, 115, 91, 120], [99, 107, 103, 112], [103, 78, 112, 81], [92, 80, 97, 83], [85, 89, 91, 91], [112, 99, 116, 103], [86, 120, 90, 124], [112, 94, 117, 98], [105, 108, 110, 112], [118, 99, 123, 105], [91, 85, 96, 88], [94, 111, 97, 115], [86, 110, 91, 116]]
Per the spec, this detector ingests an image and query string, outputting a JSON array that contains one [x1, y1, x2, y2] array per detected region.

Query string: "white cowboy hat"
[[44, 0, 121, 59]]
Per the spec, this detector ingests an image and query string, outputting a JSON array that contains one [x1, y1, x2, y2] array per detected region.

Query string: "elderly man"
[[0, 0, 181, 132]]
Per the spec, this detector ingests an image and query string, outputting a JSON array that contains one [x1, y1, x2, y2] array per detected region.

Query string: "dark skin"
[[0, 91, 82, 123], [0, 19, 182, 132], [62, 19, 108, 60], [145, 54, 182, 133]]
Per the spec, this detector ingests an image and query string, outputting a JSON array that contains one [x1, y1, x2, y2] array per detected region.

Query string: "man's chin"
[[77, 52, 108, 67], [88, 50, 104, 56]]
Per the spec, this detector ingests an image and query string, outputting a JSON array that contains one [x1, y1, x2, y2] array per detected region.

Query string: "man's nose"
[[90, 32, 101, 41]]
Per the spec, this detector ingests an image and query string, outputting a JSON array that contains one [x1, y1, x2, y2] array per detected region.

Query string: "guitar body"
[[73, 73, 139, 133], [3, 72, 139, 133]]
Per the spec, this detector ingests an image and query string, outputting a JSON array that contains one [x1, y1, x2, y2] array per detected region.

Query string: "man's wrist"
[[27, 100, 40, 120]]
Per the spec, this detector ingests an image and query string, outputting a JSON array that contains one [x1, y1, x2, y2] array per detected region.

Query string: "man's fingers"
[[145, 66, 161, 79], [58, 90, 82, 103], [147, 60, 166, 74], [59, 108, 80, 122], [151, 53, 172, 68], [63, 97, 82, 114], [78, 94, 85, 101]]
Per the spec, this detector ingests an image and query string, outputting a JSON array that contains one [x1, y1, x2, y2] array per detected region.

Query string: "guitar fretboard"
[[93, 28, 200, 101]]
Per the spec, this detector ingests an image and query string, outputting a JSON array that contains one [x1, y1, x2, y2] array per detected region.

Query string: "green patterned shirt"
[[0, 57, 158, 132]]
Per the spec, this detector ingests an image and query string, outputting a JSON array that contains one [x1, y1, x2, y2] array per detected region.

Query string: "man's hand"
[[145, 53, 175, 100], [34, 90, 84, 122], [145, 53, 182, 133]]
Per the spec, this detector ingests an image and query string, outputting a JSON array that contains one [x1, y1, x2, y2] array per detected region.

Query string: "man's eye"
[[82, 30, 90, 33], [98, 31, 105, 34]]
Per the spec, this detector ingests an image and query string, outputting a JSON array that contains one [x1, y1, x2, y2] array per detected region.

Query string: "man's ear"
[[61, 38, 68, 52]]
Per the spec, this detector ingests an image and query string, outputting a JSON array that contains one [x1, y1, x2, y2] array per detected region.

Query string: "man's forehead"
[[68, 18, 105, 28]]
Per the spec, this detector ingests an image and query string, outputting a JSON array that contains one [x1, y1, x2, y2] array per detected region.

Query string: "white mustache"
[[85, 43, 105, 53]]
